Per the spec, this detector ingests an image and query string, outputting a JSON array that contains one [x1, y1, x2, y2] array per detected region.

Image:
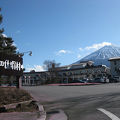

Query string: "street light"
[[18, 51, 32, 57], [22, 51, 32, 56]]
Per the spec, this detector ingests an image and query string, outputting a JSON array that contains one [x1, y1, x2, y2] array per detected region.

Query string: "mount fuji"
[[74, 45, 120, 66]]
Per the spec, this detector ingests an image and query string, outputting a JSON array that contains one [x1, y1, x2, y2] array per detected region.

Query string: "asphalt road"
[[23, 83, 120, 120]]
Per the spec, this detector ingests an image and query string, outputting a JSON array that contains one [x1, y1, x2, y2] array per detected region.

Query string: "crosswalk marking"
[[97, 108, 120, 120]]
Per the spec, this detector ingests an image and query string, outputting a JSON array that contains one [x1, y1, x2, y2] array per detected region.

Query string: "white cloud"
[[77, 42, 112, 59], [85, 42, 112, 50], [77, 54, 81, 59], [79, 48, 83, 51], [59, 50, 67, 54], [26, 65, 46, 72], [56, 49, 73, 55], [12, 42, 17, 46]]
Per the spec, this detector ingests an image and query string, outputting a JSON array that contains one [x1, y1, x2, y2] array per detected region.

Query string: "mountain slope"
[[75, 45, 120, 66]]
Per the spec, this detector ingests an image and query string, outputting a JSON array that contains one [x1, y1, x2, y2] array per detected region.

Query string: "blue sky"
[[1, 0, 120, 71]]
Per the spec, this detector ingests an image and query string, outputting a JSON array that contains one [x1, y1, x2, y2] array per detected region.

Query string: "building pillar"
[[16, 76, 21, 88], [26, 78, 28, 85], [29, 79, 31, 85], [73, 76, 74, 81], [24, 79, 26, 85], [19, 77, 22, 88]]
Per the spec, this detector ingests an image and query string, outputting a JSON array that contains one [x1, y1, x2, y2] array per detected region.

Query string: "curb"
[[0, 100, 47, 120], [22, 88, 46, 120], [48, 109, 68, 120], [36, 102, 46, 120], [3, 100, 33, 109]]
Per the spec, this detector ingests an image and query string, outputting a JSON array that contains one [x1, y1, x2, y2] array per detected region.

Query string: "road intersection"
[[24, 83, 120, 120]]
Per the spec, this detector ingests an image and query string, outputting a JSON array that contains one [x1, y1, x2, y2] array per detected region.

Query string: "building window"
[[114, 61, 117, 65], [115, 67, 117, 72]]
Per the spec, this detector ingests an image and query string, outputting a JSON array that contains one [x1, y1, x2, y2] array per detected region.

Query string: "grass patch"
[[0, 88, 39, 113], [7, 101, 39, 112], [0, 87, 32, 106]]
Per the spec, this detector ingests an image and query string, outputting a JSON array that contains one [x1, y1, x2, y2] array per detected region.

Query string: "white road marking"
[[97, 108, 120, 120]]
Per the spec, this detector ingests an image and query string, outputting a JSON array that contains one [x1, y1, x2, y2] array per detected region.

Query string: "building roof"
[[80, 60, 94, 63], [24, 71, 47, 74], [109, 57, 120, 61], [58, 65, 109, 72]]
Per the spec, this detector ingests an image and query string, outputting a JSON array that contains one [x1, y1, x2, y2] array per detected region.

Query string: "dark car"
[[71, 79, 85, 83]]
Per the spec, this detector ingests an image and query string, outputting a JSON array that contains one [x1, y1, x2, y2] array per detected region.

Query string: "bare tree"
[[43, 60, 61, 84], [43, 60, 60, 70]]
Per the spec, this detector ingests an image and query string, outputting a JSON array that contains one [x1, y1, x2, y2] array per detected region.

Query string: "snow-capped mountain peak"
[[74, 45, 120, 66]]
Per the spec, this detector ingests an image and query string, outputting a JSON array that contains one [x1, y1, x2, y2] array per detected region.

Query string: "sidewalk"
[[48, 83, 101, 86], [0, 112, 38, 120], [0, 87, 47, 120]]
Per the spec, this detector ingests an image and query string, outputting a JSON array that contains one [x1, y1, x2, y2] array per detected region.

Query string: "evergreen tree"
[[0, 8, 17, 55], [0, 9, 20, 87]]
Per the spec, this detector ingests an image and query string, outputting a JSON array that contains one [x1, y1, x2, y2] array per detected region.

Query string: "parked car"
[[94, 78, 105, 83], [113, 76, 120, 82], [82, 79, 88, 83], [87, 79, 94, 83], [71, 79, 85, 83]]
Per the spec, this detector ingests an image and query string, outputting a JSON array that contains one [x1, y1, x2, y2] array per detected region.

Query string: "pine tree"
[[0, 8, 17, 55]]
